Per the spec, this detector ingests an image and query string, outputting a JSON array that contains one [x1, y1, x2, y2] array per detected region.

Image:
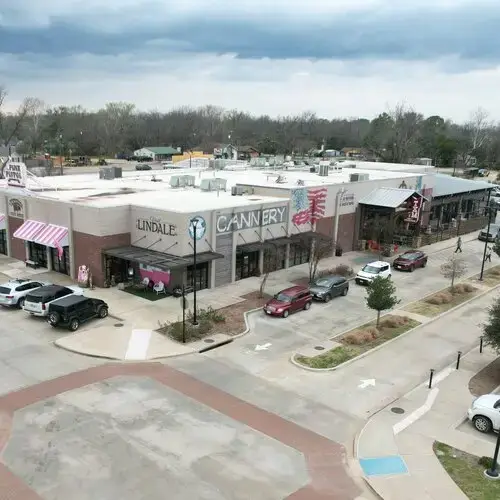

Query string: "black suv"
[[48, 295, 109, 331]]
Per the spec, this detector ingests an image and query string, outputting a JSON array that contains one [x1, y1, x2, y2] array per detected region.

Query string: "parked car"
[[393, 250, 428, 272], [310, 275, 349, 302], [478, 224, 500, 242], [355, 261, 391, 285], [23, 285, 84, 317], [135, 164, 152, 171], [0, 279, 50, 308], [48, 295, 109, 331], [162, 160, 174, 168], [467, 394, 500, 433], [263, 285, 312, 318]]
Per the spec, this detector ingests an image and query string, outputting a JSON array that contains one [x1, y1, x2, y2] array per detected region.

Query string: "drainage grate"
[[314, 346, 325, 351], [114, 323, 124, 328], [391, 407, 405, 414], [204, 338, 215, 344]]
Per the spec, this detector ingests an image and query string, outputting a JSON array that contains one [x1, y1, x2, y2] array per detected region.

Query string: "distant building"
[[237, 146, 260, 161], [213, 144, 237, 160], [133, 147, 181, 161]]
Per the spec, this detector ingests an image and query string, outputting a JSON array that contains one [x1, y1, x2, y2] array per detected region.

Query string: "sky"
[[1, 0, 499, 121]]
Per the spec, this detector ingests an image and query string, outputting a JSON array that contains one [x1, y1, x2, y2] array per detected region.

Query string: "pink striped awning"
[[13, 219, 46, 242], [0, 214, 5, 230], [33, 224, 69, 248]]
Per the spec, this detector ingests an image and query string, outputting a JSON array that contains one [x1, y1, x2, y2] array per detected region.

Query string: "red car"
[[393, 250, 428, 272], [263, 285, 312, 318]]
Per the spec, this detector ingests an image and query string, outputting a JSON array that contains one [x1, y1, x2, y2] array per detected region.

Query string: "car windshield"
[[274, 293, 292, 303], [494, 399, 500, 409], [0, 286, 12, 294], [315, 279, 333, 287], [402, 253, 419, 260], [361, 265, 380, 274]]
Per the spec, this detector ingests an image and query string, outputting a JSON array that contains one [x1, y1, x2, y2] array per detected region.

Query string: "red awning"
[[13, 220, 46, 242], [33, 224, 69, 248]]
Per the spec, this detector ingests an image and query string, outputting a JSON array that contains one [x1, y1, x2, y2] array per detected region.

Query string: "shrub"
[[427, 292, 453, 305], [332, 264, 354, 277], [380, 315, 408, 328], [478, 456, 498, 469], [344, 327, 378, 345], [452, 283, 466, 294]]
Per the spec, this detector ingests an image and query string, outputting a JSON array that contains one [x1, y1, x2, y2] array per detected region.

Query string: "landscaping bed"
[[295, 314, 420, 369], [404, 283, 478, 318], [469, 357, 500, 397], [433, 442, 500, 500], [158, 291, 270, 343], [292, 264, 354, 286], [472, 265, 500, 288]]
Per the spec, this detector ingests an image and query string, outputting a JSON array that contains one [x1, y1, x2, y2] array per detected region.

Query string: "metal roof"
[[358, 188, 418, 208], [432, 174, 492, 197]]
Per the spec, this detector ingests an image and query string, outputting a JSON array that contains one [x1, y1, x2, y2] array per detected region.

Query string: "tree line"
[[1, 84, 500, 168]]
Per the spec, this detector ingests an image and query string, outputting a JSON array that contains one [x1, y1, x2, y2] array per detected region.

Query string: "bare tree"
[[258, 248, 276, 298], [23, 97, 46, 154], [440, 256, 467, 289], [298, 235, 333, 283]]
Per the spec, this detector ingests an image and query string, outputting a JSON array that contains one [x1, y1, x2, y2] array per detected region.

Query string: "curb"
[[291, 279, 500, 372]]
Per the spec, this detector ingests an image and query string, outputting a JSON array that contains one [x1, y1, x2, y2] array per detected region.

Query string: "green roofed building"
[[133, 146, 182, 161]]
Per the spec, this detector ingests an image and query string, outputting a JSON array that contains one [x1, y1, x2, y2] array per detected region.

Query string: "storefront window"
[[187, 262, 209, 291], [50, 246, 70, 275], [236, 250, 259, 280], [0, 230, 7, 255], [28, 242, 47, 267], [289, 243, 310, 267]]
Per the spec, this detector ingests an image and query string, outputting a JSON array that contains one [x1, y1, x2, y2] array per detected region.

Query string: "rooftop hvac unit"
[[170, 175, 186, 187], [99, 167, 118, 180], [200, 178, 213, 191], [183, 175, 195, 186], [213, 178, 227, 191], [112, 166, 122, 178], [319, 164, 329, 176], [231, 186, 245, 196], [349, 173, 369, 182]]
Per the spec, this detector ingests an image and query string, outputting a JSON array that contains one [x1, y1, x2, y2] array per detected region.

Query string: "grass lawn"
[[404, 286, 478, 318], [295, 315, 420, 369], [434, 442, 500, 500], [123, 286, 169, 302]]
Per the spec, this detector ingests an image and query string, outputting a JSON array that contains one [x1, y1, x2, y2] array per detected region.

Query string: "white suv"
[[0, 279, 50, 308], [23, 284, 84, 317], [467, 394, 500, 433], [356, 261, 392, 285]]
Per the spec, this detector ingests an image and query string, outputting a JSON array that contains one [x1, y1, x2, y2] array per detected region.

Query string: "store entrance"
[[0, 230, 7, 255], [50, 246, 70, 275], [187, 262, 209, 291], [28, 242, 47, 268], [236, 250, 259, 280]]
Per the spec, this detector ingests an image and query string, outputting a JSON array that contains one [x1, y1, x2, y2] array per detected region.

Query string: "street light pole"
[[480, 189, 493, 281], [190, 218, 199, 325], [485, 430, 500, 478]]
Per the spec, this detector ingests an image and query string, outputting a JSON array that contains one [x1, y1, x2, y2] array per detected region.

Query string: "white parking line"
[[393, 388, 440, 435]]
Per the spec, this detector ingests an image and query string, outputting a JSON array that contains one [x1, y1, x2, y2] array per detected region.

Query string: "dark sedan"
[[393, 250, 428, 272], [310, 275, 349, 302], [135, 164, 152, 171]]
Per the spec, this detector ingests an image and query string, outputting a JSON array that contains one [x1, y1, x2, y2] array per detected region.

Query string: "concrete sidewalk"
[[356, 345, 499, 500]]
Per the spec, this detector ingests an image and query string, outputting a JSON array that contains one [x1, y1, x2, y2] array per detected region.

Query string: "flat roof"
[[0, 166, 418, 213]]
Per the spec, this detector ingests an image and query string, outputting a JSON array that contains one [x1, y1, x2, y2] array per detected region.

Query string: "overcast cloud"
[[1, 0, 498, 121]]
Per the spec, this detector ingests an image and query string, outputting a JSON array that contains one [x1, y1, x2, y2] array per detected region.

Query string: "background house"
[[133, 147, 181, 161], [213, 144, 237, 160], [238, 146, 260, 160]]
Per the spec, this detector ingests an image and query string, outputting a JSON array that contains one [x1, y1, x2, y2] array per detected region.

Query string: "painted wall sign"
[[216, 206, 288, 234], [189, 215, 207, 240], [405, 195, 423, 223], [136, 216, 177, 236], [8, 198, 24, 218], [339, 192, 355, 208], [291, 187, 328, 225], [4, 162, 27, 188]]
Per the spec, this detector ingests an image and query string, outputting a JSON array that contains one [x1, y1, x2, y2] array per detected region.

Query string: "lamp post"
[[479, 189, 493, 281], [484, 431, 500, 479], [59, 134, 63, 175], [190, 217, 199, 325]]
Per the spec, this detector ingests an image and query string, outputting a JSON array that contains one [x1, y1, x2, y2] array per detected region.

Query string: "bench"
[[25, 259, 39, 269]]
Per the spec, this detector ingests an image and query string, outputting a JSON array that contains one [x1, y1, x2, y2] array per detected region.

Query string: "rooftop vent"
[[297, 179, 305, 186], [231, 185, 245, 196], [318, 164, 329, 176], [276, 175, 287, 184], [183, 175, 195, 186], [349, 173, 369, 182]]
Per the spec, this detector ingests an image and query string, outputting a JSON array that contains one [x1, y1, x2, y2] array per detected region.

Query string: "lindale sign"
[[217, 206, 288, 234], [136, 217, 177, 236]]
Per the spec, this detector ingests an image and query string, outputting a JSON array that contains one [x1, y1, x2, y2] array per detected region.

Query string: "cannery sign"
[[136, 216, 177, 236], [405, 195, 423, 223], [216, 206, 288, 234]]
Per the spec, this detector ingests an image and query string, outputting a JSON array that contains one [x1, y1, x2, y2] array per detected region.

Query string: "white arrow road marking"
[[358, 379, 376, 389], [255, 343, 272, 351]]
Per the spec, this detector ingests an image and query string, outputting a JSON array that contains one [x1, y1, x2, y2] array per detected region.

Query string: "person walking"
[[485, 245, 492, 262], [455, 236, 462, 253]]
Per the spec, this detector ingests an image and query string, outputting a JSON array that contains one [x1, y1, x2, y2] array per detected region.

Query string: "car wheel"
[[342, 287, 348, 296], [69, 318, 80, 331], [282, 310, 289, 318], [473, 415, 492, 433], [422, 260, 427, 268], [304, 301, 311, 310], [409, 265, 414, 272], [98, 307, 109, 318], [17, 297, 25, 309], [324, 294, 331, 303], [48, 312, 60, 325]]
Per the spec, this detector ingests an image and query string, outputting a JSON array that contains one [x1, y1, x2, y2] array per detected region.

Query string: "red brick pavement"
[[0, 363, 361, 500]]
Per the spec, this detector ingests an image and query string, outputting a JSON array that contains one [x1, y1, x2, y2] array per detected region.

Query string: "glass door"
[[0, 230, 7, 255], [187, 262, 209, 291], [50, 246, 70, 275], [28, 242, 47, 267], [236, 251, 259, 280]]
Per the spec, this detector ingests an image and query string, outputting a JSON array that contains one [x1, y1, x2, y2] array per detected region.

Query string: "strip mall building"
[[0, 161, 492, 291]]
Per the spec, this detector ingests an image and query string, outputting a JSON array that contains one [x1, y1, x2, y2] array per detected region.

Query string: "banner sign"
[[4, 162, 27, 188], [405, 195, 423, 223]]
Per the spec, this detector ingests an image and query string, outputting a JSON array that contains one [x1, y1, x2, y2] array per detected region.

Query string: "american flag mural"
[[291, 187, 328, 225]]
